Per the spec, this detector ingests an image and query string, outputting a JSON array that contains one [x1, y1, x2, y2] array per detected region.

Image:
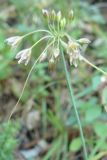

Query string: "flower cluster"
[[41, 9, 90, 67], [5, 9, 91, 68], [42, 9, 74, 33], [6, 36, 32, 65]]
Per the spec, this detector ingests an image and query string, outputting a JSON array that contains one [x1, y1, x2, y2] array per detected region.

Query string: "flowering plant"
[[6, 9, 107, 160]]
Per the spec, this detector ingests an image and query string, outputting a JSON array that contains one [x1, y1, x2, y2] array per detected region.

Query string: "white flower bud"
[[42, 9, 49, 19], [57, 11, 61, 22], [77, 38, 91, 44], [60, 18, 66, 28], [69, 10, 74, 20], [6, 36, 22, 48], [51, 10, 56, 21], [53, 48, 60, 58], [48, 57, 55, 70]]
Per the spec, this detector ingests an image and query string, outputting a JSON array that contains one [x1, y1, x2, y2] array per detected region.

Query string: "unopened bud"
[[53, 48, 60, 58], [60, 18, 66, 28], [48, 57, 55, 70], [57, 11, 61, 22], [69, 10, 74, 20], [51, 10, 56, 21], [42, 9, 49, 19], [77, 38, 91, 44]]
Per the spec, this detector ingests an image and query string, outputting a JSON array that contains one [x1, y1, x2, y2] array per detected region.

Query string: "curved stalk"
[[81, 55, 107, 76], [60, 47, 88, 160], [31, 35, 53, 49], [22, 29, 53, 39], [8, 38, 55, 121]]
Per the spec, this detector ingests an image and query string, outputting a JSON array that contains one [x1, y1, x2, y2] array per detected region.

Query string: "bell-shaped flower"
[[67, 41, 81, 67], [53, 48, 60, 59], [6, 36, 22, 48], [15, 48, 32, 65]]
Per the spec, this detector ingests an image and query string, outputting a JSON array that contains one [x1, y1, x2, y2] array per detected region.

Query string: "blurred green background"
[[0, 0, 107, 160]]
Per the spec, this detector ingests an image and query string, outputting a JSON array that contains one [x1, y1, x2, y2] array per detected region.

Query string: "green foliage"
[[69, 137, 82, 152], [0, 121, 19, 160]]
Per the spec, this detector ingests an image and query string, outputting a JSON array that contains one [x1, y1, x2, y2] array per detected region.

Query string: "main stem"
[[60, 48, 88, 160]]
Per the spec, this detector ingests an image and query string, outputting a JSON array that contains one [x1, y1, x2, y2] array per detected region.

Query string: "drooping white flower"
[[48, 56, 55, 70], [15, 48, 32, 65], [53, 48, 60, 58], [47, 46, 60, 61], [6, 36, 22, 48], [67, 41, 81, 67]]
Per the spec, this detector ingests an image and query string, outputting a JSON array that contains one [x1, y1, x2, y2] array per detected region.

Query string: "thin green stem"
[[62, 133, 68, 160], [60, 47, 88, 160], [31, 35, 53, 49], [81, 55, 107, 76], [48, 19, 54, 34], [22, 29, 53, 39]]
